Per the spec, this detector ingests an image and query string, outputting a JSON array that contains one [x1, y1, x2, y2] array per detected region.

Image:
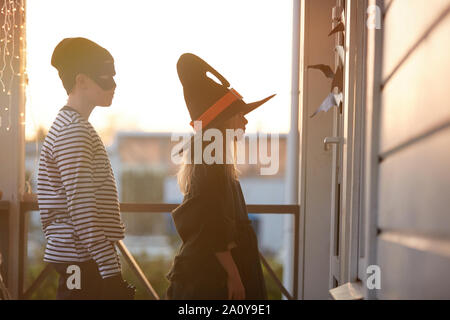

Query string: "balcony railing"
[[12, 201, 300, 300]]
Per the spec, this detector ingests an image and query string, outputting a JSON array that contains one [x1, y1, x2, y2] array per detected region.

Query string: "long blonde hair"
[[177, 135, 239, 195]]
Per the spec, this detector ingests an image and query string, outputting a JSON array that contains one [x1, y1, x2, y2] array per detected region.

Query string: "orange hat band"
[[190, 88, 243, 129]]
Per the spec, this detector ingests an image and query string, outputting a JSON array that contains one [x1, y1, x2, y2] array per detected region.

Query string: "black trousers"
[[51, 260, 103, 300]]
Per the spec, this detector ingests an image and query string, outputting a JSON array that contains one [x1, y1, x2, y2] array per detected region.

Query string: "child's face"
[[224, 112, 248, 132], [83, 74, 116, 107]]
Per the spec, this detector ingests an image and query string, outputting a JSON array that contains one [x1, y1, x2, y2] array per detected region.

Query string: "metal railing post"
[[116, 240, 160, 300]]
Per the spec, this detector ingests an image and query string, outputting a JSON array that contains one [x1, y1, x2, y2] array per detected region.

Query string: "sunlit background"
[[23, 0, 294, 299], [25, 0, 292, 143]]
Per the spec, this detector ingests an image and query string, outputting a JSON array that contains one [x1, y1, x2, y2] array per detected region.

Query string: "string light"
[[0, 0, 25, 132], [1, 0, 33, 195]]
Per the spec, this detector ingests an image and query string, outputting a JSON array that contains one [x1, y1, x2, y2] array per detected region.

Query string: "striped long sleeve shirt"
[[37, 106, 125, 279]]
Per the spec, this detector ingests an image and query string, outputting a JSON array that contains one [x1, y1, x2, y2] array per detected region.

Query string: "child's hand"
[[227, 272, 245, 300]]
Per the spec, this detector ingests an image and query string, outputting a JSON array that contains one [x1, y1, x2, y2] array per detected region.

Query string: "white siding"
[[378, 127, 450, 235], [378, 232, 450, 299], [381, 0, 450, 152], [375, 0, 450, 299]]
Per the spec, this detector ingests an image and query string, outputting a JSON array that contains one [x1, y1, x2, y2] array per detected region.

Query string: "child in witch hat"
[[166, 53, 275, 300]]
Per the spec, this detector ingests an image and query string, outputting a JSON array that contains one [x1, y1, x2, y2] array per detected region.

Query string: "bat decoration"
[[307, 64, 334, 79], [309, 11, 346, 119], [328, 22, 345, 36], [332, 7, 345, 24], [331, 65, 343, 92], [307, 64, 343, 92], [310, 92, 339, 118], [334, 91, 343, 106], [335, 45, 345, 65]]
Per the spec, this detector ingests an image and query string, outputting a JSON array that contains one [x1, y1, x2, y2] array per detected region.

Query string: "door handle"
[[324, 136, 344, 151]]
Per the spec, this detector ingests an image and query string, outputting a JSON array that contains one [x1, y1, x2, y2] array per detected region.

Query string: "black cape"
[[166, 164, 267, 300]]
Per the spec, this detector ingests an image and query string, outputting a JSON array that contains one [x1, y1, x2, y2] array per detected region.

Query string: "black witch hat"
[[177, 53, 275, 130]]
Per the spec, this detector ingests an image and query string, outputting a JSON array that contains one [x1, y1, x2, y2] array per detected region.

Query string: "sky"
[[25, 0, 293, 144]]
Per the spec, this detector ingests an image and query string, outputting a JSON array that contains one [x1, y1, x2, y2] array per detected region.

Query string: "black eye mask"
[[92, 74, 116, 90], [84, 59, 116, 90]]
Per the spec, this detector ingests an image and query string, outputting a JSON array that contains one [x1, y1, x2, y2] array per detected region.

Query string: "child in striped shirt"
[[37, 37, 133, 299]]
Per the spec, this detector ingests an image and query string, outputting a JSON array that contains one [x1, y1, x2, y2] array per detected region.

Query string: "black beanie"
[[51, 37, 115, 94]]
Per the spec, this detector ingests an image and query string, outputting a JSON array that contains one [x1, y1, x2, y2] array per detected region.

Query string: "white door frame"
[[298, 0, 337, 299], [328, 0, 371, 296], [361, 0, 384, 300]]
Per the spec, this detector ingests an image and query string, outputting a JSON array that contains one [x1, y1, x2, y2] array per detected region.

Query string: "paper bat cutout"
[[308, 64, 343, 92], [308, 64, 334, 79], [309, 7, 346, 119], [334, 91, 343, 106], [332, 6, 345, 23], [310, 92, 340, 118], [328, 22, 345, 36], [331, 65, 343, 92], [335, 45, 345, 65]]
